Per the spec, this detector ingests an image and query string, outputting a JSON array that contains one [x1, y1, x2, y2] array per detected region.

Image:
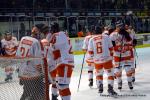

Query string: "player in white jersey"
[[16, 24, 45, 100], [47, 23, 74, 100], [82, 25, 95, 87], [110, 21, 133, 90], [1, 32, 18, 82], [125, 25, 137, 82], [87, 26, 117, 96]]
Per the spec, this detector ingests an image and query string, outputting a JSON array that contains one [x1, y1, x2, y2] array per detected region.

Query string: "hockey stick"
[[134, 47, 138, 68], [77, 52, 86, 92]]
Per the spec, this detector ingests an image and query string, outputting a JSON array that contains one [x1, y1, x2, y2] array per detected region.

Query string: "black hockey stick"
[[134, 47, 138, 68], [77, 52, 86, 92]]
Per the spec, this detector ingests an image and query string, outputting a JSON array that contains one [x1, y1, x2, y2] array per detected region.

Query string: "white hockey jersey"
[[110, 31, 133, 67], [82, 35, 93, 63], [1, 37, 18, 56], [16, 36, 42, 79], [49, 31, 74, 67], [87, 35, 113, 64], [47, 43, 57, 73]]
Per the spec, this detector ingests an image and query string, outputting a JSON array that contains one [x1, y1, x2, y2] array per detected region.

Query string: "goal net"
[[0, 57, 50, 100]]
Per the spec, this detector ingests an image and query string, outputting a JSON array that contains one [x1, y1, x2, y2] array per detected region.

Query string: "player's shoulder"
[[52, 31, 66, 38], [110, 31, 119, 37], [20, 36, 38, 45], [89, 35, 100, 41], [22, 36, 38, 41], [102, 34, 109, 39], [111, 31, 118, 35]]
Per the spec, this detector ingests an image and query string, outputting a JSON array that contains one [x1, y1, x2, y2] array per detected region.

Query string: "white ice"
[[0, 47, 150, 100]]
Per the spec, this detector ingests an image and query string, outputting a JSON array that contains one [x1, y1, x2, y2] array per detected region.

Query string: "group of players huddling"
[[0, 20, 137, 100], [82, 20, 137, 97]]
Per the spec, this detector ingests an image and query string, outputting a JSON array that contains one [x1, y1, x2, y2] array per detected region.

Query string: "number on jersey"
[[96, 42, 102, 54], [20, 47, 30, 57]]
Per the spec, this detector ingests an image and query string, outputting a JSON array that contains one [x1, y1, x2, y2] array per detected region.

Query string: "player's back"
[[16, 36, 42, 78], [50, 31, 73, 65], [89, 35, 112, 64]]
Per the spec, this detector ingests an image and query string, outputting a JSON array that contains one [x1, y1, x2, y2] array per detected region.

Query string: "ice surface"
[[0, 47, 150, 100]]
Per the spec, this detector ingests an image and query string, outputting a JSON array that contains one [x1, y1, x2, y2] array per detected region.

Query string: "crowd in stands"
[[0, 0, 150, 11]]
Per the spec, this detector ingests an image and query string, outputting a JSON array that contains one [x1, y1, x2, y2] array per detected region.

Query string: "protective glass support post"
[[17, 16, 20, 40]]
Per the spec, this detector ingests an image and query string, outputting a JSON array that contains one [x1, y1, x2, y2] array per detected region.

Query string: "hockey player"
[[0, 34, 5, 56], [1, 32, 18, 82], [82, 25, 95, 87], [125, 25, 137, 82], [87, 26, 117, 96], [102, 24, 114, 36], [110, 21, 133, 90], [16, 24, 45, 100], [47, 22, 74, 100]]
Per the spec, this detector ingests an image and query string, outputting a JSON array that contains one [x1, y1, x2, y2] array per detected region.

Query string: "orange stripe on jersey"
[[53, 50, 61, 60], [59, 88, 71, 96], [88, 51, 94, 55], [21, 39, 33, 46], [57, 64, 73, 77], [50, 69, 57, 78], [114, 56, 131, 62]]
